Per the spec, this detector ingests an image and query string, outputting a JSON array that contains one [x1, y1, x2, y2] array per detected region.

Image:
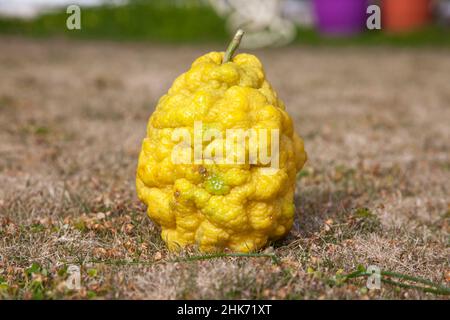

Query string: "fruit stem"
[[223, 29, 244, 64]]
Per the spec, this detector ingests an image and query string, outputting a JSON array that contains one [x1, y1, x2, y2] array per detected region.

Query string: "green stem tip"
[[223, 29, 244, 64]]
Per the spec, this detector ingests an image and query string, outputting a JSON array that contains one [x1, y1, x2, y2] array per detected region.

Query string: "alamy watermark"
[[66, 5, 81, 30], [366, 5, 382, 30], [170, 121, 280, 173], [64, 3, 382, 40], [65, 265, 81, 290], [366, 265, 381, 290]]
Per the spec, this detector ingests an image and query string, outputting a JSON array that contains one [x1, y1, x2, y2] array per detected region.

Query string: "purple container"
[[313, 0, 368, 36]]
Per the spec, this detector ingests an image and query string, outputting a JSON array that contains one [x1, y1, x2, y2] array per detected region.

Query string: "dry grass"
[[0, 36, 449, 299]]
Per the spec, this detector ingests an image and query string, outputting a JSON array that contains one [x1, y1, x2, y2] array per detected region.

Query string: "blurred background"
[[0, 0, 449, 46], [0, 1, 449, 301]]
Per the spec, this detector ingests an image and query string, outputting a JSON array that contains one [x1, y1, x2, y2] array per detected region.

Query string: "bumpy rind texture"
[[136, 52, 307, 252]]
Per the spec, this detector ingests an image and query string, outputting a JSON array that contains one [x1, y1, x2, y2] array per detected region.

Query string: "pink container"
[[313, 0, 368, 36]]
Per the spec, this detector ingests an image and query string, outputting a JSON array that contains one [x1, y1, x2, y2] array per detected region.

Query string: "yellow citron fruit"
[[136, 31, 307, 252]]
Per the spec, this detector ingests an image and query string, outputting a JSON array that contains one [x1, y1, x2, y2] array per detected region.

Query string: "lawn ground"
[[0, 36, 449, 299]]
